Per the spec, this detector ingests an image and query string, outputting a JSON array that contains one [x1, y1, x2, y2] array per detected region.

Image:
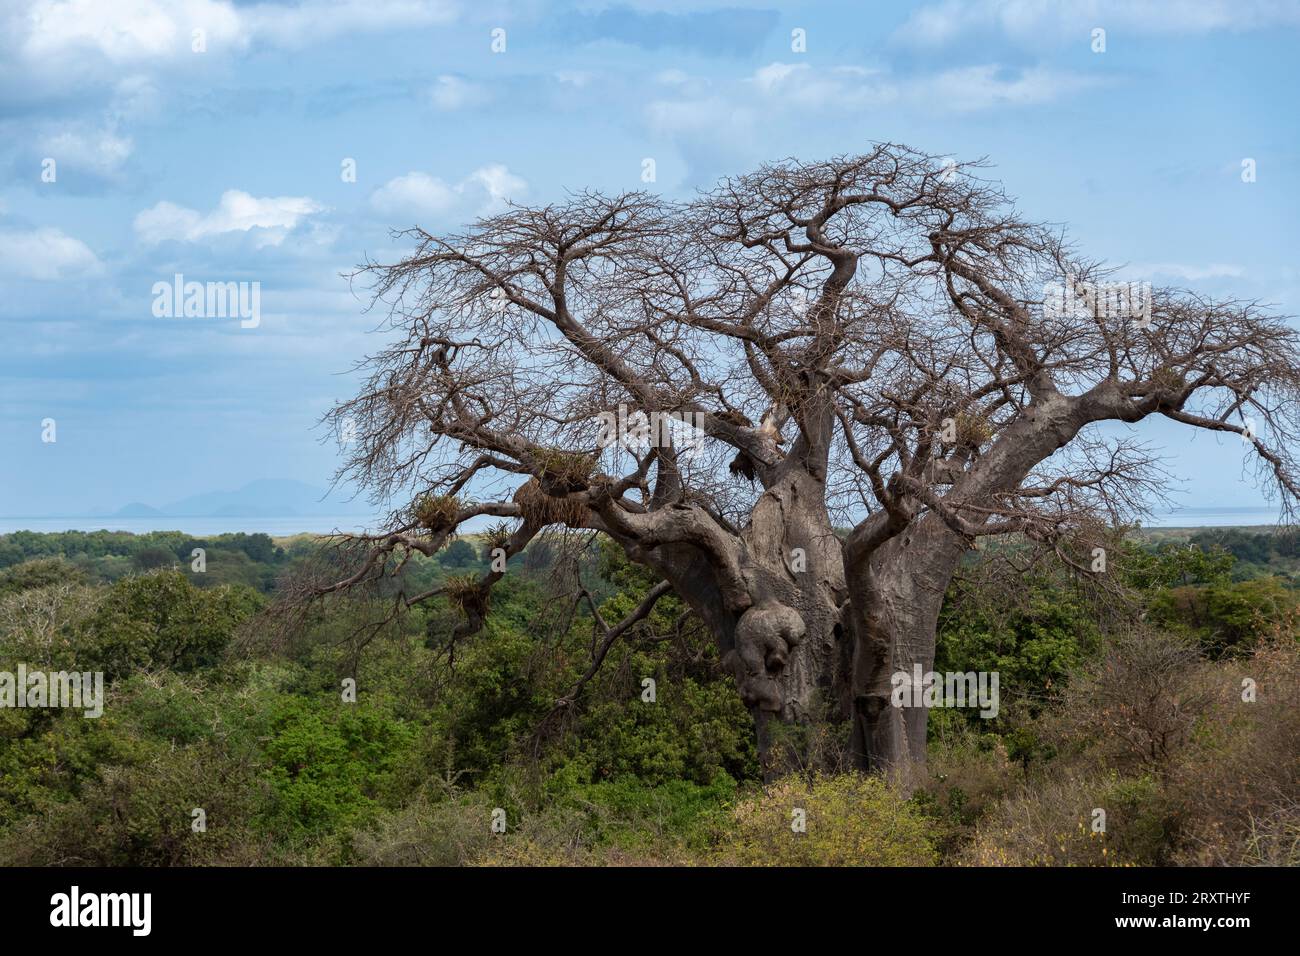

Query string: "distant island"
[[110, 479, 373, 518], [0, 480, 381, 536]]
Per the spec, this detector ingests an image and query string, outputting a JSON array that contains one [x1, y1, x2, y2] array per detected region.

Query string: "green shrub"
[[347, 792, 497, 866], [0, 741, 271, 866], [961, 770, 1170, 866], [260, 697, 418, 839], [1149, 577, 1300, 657], [937, 583, 1101, 728], [567, 675, 756, 787], [544, 772, 737, 851], [0, 558, 87, 595], [719, 772, 936, 866], [76, 570, 261, 679]]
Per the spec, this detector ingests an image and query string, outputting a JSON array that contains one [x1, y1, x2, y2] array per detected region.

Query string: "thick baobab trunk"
[[645, 496, 967, 780], [677, 467, 847, 777], [839, 391, 1090, 781], [741, 489, 844, 772], [846, 518, 969, 784], [635, 528, 841, 777]]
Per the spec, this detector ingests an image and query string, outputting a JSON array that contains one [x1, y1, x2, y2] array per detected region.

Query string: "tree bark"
[[845, 517, 969, 784], [634, 464, 847, 778]]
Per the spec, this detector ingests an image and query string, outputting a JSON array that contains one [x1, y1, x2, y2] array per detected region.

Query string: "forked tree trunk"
[[645, 485, 971, 781], [722, 519, 970, 782]]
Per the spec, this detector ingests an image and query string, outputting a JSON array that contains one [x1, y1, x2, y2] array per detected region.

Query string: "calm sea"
[[1147, 507, 1282, 528], [0, 508, 1284, 535], [0, 516, 384, 536]]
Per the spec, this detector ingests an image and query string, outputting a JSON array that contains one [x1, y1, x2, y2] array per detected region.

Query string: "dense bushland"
[[0, 527, 1294, 866]]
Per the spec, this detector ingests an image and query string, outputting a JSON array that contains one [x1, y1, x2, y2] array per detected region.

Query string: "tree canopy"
[[308, 144, 1300, 777]]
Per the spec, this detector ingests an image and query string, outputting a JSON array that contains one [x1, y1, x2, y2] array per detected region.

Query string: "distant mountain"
[[114, 502, 164, 517], [112, 479, 373, 518]]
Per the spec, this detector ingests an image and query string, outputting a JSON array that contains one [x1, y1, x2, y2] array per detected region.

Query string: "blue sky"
[[1, 0, 1298, 518]]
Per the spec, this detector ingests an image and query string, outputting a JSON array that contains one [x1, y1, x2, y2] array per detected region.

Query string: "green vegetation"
[[0, 526, 1295, 866]]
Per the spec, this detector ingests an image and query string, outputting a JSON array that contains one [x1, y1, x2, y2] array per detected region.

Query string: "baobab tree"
[[308, 144, 1300, 780]]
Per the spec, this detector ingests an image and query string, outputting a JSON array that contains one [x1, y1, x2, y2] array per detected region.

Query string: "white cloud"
[[240, 0, 455, 48], [894, 0, 1300, 48], [554, 70, 595, 89], [3, 0, 458, 122], [922, 64, 1100, 110], [647, 95, 758, 140], [19, 0, 455, 63], [22, 0, 242, 62], [20, 76, 160, 181], [654, 69, 691, 87], [739, 60, 1092, 114], [0, 227, 103, 279], [370, 165, 527, 222], [429, 74, 489, 111], [134, 189, 326, 246], [467, 165, 527, 207], [752, 62, 804, 93], [110, 75, 164, 121], [369, 172, 458, 218], [39, 124, 134, 177], [645, 60, 1100, 181], [748, 62, 899, 110]]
